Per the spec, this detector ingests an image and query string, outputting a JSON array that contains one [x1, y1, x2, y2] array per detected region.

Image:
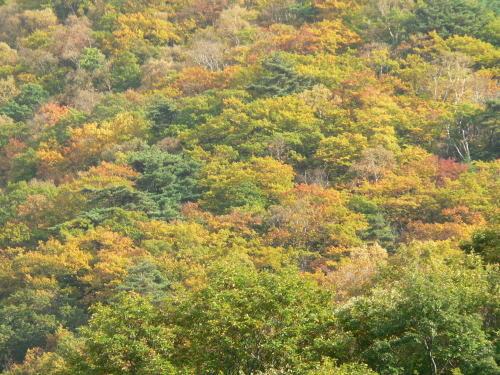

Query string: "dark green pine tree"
[[349, 195, 395, 251], [127, 146, 201, 220], [83, 186, 159, 213], [460, 228, 500, 264], [410, 0, 493, 39], [145, 95, 178, 141], [118, 259, 171, 303], [0, 84, 48, 122], [247, 54, 313, 97], [471, 99, 500, 161]]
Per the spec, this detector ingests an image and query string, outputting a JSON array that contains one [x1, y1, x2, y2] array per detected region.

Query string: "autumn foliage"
[[0, 0, 498, 374]]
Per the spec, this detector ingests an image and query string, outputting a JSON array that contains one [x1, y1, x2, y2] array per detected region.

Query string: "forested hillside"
[[0, 0, 498, 374]]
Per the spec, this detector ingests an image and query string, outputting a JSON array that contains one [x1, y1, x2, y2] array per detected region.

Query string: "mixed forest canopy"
[[0, 0, 498, 374]]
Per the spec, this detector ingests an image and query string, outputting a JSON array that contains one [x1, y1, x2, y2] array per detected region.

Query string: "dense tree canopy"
[[0, 0, 498, 374]]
